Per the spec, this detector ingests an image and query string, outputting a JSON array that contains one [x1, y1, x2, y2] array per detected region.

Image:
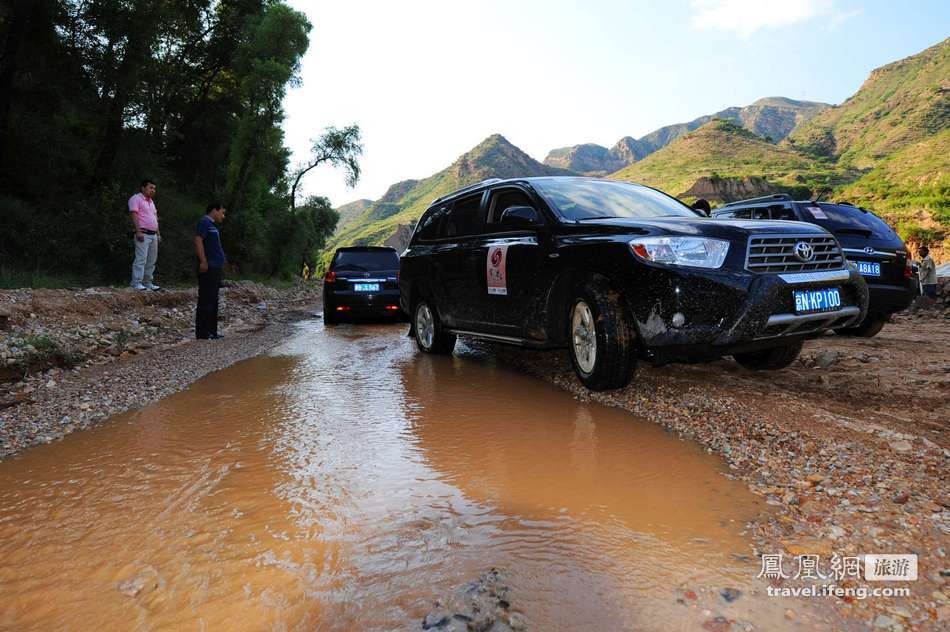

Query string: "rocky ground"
[[494, 290, 950, 631], [2, 281, 948, 631], [0, 282, 320, 458]]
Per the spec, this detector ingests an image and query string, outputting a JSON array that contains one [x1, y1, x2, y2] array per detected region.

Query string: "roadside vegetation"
[[0, 1, 359, 287]]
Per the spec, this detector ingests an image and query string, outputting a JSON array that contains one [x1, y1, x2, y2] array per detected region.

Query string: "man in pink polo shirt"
[[128, 178, 161, 290]]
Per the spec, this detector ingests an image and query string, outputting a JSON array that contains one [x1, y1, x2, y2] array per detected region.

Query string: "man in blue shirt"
[[193, 203, 227, 339]]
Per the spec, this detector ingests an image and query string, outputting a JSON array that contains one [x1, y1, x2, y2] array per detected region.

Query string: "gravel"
[[0, 282, 320, 460]]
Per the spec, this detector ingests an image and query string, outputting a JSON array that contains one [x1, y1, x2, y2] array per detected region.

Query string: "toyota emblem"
[[794, 241, 815, 262], [864, 246, 875, 254]]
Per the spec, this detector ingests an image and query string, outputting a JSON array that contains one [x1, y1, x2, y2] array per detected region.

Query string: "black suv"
[[323, 247, 402, 323], [711, 194, 914, 336], [399, 177, 869, 390]]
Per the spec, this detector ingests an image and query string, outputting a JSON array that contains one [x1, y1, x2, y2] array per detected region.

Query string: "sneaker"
[[146, 283, 161, 291], [209, 333, 224, 339], [132, 283, 147, 290]]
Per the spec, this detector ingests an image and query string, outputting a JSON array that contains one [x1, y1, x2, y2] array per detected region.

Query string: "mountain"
[[333, 199, 373, 234], [544, 137, 651, 174], [319, 134, 569, 266], [786, 38, 950, 168], [544, 97, 829, 174], [609, 119, 848, 201]]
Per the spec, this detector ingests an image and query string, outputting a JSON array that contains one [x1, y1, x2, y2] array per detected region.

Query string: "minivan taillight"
[[324, 270, 336, 284]]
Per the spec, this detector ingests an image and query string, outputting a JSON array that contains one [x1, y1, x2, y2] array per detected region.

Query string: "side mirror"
[[500, 205, 539, 230]]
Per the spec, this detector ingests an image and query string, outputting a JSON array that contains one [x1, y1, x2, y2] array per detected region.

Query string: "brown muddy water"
[[0, 321, 800, 630]]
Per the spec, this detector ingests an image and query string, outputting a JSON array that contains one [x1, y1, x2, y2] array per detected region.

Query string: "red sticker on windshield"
[[487, 246, 508, 295]]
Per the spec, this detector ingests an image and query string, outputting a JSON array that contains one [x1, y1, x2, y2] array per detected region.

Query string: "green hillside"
[[319, 134, 569, 268], [786, 38, 949, 168], [608, 120, 847, 198], [333, 199, 373, 235], [837, 129, 950, 241], [544, 97, 829, 175]]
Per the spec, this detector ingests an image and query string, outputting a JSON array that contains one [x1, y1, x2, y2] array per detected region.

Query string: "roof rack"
[[720, 193, 792, 208], [431, 178, 503, 205]]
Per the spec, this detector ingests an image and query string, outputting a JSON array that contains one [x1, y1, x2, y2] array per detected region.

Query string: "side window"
[[486, 188, 537, 227], [768, 205, 796, 221], [440, 194, 485, 238], [732, 209, 752, 219], [714, 211, 735, 218], [415, 205, 448, 242]]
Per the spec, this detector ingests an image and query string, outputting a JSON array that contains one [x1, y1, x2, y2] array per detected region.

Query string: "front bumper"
[[623, 267, 868, 357]]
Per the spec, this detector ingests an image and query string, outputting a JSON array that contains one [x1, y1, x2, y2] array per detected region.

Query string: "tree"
[[290, 124, 363, 211]]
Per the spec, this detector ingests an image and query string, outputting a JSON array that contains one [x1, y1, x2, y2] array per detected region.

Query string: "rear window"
[[804, 204, 895, 240], [414, 205, 448, 242], [332, 249, 398, 271]]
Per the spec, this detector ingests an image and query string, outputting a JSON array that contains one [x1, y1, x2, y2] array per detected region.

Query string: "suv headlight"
[[629, 237, 729, 269]]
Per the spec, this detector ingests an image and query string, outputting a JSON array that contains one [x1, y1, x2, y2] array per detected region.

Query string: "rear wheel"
[[733, 339, 803, 370], [567, 283, 637, 391], [413, 299, 456, 354], [834, 313, 886, 338], [323, 305, 338, 325]]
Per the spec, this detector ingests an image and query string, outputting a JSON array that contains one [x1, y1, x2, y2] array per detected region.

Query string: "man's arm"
[[128, 197, 144, 242], [193, 236, 208, 273]]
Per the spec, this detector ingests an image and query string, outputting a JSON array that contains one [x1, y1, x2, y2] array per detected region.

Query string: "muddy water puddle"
[[0, 322, 800, 630]]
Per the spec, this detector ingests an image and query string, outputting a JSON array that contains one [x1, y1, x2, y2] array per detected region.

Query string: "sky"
[[282, 0, 949, 208]]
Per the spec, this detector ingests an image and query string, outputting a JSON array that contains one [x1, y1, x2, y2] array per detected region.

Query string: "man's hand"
[[135, 230, 144, 242], [199, 261, 208, 273]]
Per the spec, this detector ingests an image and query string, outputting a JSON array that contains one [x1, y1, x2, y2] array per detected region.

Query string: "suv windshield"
[[532, 179, 700, 221], [333, 250, 398, 271], [804, 204, 895, 240]]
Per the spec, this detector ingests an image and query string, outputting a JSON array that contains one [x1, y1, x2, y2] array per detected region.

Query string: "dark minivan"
[[712, 194, 914, 336], [323, 247, 402, 323], [400, 177, 869, 390]]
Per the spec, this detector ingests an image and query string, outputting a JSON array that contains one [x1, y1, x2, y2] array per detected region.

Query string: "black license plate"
[[793, 287, 842, 314]]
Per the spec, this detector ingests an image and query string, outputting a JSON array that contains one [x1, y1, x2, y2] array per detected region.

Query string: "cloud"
[[688, 0, 858, 37]]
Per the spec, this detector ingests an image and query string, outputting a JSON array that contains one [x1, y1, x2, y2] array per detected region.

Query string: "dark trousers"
[[196, 267, 222, 339]]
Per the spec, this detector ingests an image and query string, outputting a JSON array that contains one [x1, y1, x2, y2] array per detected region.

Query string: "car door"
[[433, 192, 488, 328], [478, 186, 549, 338]]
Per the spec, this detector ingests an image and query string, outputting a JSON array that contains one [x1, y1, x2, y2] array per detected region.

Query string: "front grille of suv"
[[746, 235, 844, 273]]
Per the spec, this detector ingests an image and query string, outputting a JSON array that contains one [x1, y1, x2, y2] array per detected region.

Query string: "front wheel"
[[567, 283, 637, 391], [733, 339, 803, 370], [413, 299, 456, 354], [834, 313, 886, 338]]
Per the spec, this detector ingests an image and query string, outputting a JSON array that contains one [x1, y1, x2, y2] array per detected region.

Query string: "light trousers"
[[131, 234, 159, 286]]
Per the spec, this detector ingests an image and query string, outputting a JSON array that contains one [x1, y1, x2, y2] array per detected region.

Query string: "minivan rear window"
[[804, 204, 895, 240], [333, 250, 399, 271]]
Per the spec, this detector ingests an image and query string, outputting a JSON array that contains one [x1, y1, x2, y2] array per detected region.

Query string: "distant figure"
[[302, 262, 310, 280], [918, 246, 937, 299], [193, 203, 227, 340], [691, 198, 712, 216], [128, 178, 160, 290]]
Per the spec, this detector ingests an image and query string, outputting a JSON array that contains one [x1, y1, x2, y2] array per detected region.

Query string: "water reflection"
[[0, 321, 795, 631]]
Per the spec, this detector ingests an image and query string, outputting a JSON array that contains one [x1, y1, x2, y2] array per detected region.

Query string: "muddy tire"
[[567, 283, 637, 391], [413, 299, 456, 355], [834, 313, 886, 338], [733, 339, 803, 370]]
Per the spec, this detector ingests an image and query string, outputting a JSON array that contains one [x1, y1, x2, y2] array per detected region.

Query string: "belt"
[[141, 229, 158, 235]]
